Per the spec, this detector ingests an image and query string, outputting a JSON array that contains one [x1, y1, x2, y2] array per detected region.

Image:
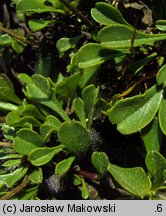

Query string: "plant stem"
[[60, 0, 92, 27], [0, 26, 34, 46], [0, 179, 30, 200], [0, 141, 13, 148]]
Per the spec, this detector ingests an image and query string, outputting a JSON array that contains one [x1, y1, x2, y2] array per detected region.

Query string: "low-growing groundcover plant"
[[1, 0, 166, 200]]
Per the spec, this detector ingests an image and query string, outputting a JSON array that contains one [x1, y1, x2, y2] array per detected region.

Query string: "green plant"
[[1, 0, 166, 200], [92, 150, 166, 199], [108, 65, 166, 135], [0, 70, 100, 199]]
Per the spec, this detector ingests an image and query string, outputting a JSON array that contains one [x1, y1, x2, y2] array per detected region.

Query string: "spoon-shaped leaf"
[[6, 110, 41, 127], [40, 115, 61, 141], [56, 35, 81, 52], [98, 24, 166, 48], [78, 66, 99, 89], [18, 74, 70, 121], [26, 74, 52, 100], [0, 34, 12, 46], [108, 164, 152, 198], [0, 150, 23, 160], [2, 159, 22, 168], [56, 72, 81, 101], [55, 156, 76, 176], [28, 145, 64, 166], [109, 85, 163, 134], [14, 128, 44, 155], [21, 104, 45, 121], [156, 64, 166, 85], [28, 19, 54, 32], [141, 117, 163, 152], [73, 97, 86, 128], [0, 74, 21, 104], [91, 2, 130, 26], [92, 152, 109, 177], [0, 101, 18, 111], [58, 120, 90, 156], [82, 84, 99, 129], [155, 20, 166, 31], [28, 168, 43, 184], [0, 166, 29, 188], [81, 177, 89, 199], [159, 97, 166, 135], [77, 43, 128, 68], [145, 151, 166, 188], [16, 0, 65, 14]]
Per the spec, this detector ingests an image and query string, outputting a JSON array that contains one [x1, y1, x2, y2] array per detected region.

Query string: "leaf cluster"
[[1, 0, 166, 200]]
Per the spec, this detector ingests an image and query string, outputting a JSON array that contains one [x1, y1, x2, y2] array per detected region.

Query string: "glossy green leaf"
[[28, 168, 43, 184], [0, 34, 12, 45], [56, 72, 81, 101], [67, 52, 78, 73], [73, 174, 81, 186], [40, 115, 61, 141], [19, 74, 70, 121], [156, 20, 166, 31], [0, 101, 18, 111], [18, 73, 32, 84], [81, 177, 89, 199], [109, 85, 163, 134], [159, 97, 166, 135], [16, 0, 65, 14], [0, 152, 23, 160], [97, 24, 166, 48], [108, 164, 152, 198], [92, 152, 109, 177], [0, 74, 21, 104], [40, 124, 54, 141], [11, 39, 25, 53], [73, 98, 86, 127], [145, 151, 166, 188], [6, 110, 20, 124], [48, 0, 69, 13], [21, 104, 45, 121], [14, 128, 44, 155], [156, 64, 166, 85], [141, 117, 163, 152], [2, 159, 22, 168], [79, 66, 99, 89], [56, 35, 81, 52], [82, 85, 99, 129], [55, 156, 75, 176], [42, 115, 61, 129], [91, 2, 130, 26], [6, 110, 41, 127], [28, 19, 54, 32], [25, 74, 52, 99], [35, 54, 52, 77], [77, 43, 128, 68], [28, 145, 64, 166], [48, 0, 67, 10], [31, 77, 69, 121], [58, 120, 90, 155], [0, 166, 28, 188]]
